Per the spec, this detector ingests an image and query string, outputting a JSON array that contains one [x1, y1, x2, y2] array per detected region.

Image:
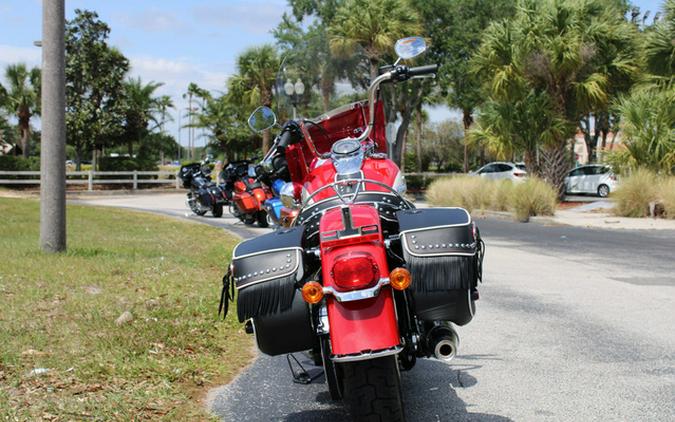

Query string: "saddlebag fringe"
[[405, 254, 476, 292], [236, 275, 297, 322]]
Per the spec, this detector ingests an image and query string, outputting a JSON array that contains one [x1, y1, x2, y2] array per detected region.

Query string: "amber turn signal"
[[389, 267, 412, 290], [301, 281, 324, 304]]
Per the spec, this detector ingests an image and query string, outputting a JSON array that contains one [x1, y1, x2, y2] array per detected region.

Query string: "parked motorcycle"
[[220, 37, 484, 421], [226, 162, 274, 227], [179, 157, 226, 217]]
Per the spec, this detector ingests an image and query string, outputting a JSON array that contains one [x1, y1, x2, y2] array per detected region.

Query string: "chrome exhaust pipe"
[[428, 323, 459, 362]]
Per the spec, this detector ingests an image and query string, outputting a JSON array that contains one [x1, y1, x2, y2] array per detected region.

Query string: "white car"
[[471, 162, 527, 181], [564, 164, 618, 197]]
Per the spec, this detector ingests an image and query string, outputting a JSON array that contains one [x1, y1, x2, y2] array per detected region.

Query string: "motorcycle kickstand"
[[286, 353, 322, 385]]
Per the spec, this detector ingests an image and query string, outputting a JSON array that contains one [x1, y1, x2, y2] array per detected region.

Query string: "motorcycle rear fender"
[[319, 205, 400, 356], [234, 191, 260, 213]]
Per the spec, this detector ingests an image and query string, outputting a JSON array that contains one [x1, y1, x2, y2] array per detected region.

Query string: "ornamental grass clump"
[[426, 176, 493, 213], [658, 177, 675, 219], [491, 180, 514, 211], [612, 168, 660, 217], [510, 177, 557, 222]]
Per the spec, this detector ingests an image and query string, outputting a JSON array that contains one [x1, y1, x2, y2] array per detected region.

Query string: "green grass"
[[0, 198, 252, 420]]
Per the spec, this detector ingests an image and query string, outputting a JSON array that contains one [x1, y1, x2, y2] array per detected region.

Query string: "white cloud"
[[0, 44, 41, 69], [191, 0, 288, 35], [115, 9, 186, 33], [128, 56, 231, 146]]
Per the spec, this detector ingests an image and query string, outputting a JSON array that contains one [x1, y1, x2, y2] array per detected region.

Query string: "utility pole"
[[39, 0, 66, 252]]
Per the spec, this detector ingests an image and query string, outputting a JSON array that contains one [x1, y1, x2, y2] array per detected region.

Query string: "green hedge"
[[0, 156, 40, 171], [98, 157, 158, 172]]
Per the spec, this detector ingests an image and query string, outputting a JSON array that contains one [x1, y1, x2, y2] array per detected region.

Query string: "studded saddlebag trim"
[[397, 208, 478, 293], [232, 227, 305, 322]]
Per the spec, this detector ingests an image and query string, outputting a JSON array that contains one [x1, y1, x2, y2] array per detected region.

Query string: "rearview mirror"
[[395, 36, 427, 60], [248, 106, 277, 133]]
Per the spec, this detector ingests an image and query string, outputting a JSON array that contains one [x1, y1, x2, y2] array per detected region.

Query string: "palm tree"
[[329, 0, 422, 81], [229, 45, 279, 153], [472, 0, 639, 196], [122, 77, 171, 157], [644, 0, 675, 88], [0, 64, 40, 157]]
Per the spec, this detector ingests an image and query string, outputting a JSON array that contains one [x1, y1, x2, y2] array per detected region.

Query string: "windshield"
[[273, 51, 387, 155]]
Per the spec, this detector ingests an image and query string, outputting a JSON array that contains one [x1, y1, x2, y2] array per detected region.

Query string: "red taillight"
[[331, 252, 379, 290], [610, 174, 617, 181], [514, 172, 525, 177]]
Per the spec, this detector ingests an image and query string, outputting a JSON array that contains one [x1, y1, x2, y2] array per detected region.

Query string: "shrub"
[[427, 175, 557, 220], [510, 178, 557, 222], [658, 177, 675, 219], [612, 168, 659, 217], [426, 176, 492, 212], [491, 180, 514, 211], [0, 155, 40, 171], [98, 157, 158, 172]]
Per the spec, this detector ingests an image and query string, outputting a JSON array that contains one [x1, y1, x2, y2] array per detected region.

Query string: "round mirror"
[[248, 106, 277, 133], [395, 36, 427, 60]]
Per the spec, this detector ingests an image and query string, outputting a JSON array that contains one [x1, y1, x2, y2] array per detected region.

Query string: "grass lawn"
[[0, 198, 252, 420]]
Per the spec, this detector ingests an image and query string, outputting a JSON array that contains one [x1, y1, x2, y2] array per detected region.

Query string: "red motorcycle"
[[221, 37, 484, 421], [228, 162, 274, 228]]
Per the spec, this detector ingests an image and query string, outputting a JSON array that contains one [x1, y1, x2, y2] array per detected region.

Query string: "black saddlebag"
[[396, 208, 483, 325], [232, 226, 305, 323], [252, 293, 315, 356]]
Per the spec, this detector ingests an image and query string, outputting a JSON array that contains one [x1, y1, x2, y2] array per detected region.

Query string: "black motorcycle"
[[179, 159, 227, 218]]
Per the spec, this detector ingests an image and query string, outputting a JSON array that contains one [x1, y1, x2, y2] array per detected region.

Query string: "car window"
[[596, 166, 609, 175], [580, 167, 596, 175], [480, 164, 496, 173], [569, 168, 583, 177], [496, 164, 513, 172], [515, 163, 526, 171]]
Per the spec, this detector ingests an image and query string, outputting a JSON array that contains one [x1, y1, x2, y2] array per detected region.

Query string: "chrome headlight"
[[331, 139, 364, 176], [280, 182, 299, 209]]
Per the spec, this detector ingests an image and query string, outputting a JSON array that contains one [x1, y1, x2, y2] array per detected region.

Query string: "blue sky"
[[0, 0, 666, 147]]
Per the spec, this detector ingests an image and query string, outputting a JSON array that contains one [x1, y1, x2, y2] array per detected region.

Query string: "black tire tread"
[[341, 356, 405, 422]]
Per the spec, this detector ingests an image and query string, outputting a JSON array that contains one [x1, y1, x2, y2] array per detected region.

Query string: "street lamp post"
[[39, 0, 66, 252], [283, 78, 305, 120]]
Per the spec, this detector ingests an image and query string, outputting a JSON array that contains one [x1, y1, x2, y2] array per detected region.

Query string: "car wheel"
[[597, 184, 610, 198]]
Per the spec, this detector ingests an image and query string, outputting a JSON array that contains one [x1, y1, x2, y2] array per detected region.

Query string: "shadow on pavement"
[[282, 356, 512, 422]]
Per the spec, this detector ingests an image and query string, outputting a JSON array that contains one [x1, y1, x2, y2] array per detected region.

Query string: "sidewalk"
[[544, 209, 675, 230]]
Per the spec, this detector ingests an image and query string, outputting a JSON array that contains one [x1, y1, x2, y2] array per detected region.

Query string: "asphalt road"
[[76, 193, 675, 421]]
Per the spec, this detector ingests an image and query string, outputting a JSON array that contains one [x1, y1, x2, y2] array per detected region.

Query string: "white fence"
[[0, 170, 456, 191], [0, 170, 181, 191]]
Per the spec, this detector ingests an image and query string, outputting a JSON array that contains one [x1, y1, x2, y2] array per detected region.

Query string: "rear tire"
[[256, 211, 269, 228], [341, 355, 405, 422], [320, 337, 342, 401], [212, 204, 223, 218], [597, 184, 610, 198]]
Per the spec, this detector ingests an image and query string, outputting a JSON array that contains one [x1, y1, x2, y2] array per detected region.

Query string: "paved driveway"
[[75, 193, 675, 421]]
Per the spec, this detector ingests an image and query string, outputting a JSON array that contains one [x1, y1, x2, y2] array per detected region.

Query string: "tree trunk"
[[262, 128, 270, 154], [393, 116, 412, 167], [320, 69, 333, 113], [524, 148, 540, 176], [462, 108, 473, 173], [369, 58, 379, 83], [20, 120, 30, 158], [415, 109, 423, 172], [541, 140, 570, 199], [92, 147, 97, 172]]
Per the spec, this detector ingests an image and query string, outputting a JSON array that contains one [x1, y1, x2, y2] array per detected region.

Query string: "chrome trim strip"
[[400, 235, 477, 258], [331, 346, 402, 363], [232, 246, 303, 260], [234, 248, 303, 289], [322, 278, 390, 302]]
